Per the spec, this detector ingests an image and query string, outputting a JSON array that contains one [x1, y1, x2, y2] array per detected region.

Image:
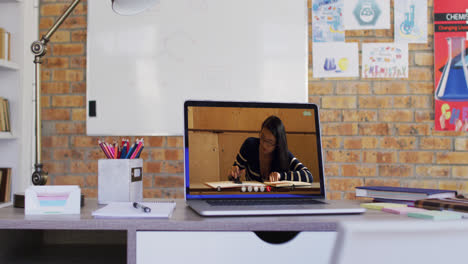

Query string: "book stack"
[[355, 186, 457, 205], [414, 197, 468, 213], [0, 97, 10, 132], [0, 168, 11, 202], [0, 27, 11, 61]]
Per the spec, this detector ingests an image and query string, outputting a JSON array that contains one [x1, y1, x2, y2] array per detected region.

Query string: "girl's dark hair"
[[261, 115, 289, 173]]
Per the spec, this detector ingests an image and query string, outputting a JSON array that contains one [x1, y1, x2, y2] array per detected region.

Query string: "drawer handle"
[[254, 231, 299, 244]]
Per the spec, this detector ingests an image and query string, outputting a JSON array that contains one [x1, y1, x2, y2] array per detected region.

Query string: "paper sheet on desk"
[[92, 202, 175, 218]]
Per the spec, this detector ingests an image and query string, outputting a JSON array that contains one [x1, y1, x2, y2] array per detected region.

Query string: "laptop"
[[184, 100, 365, 216]]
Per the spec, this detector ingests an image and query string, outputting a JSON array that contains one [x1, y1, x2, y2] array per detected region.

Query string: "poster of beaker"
[[394, 0, 428, 43], [362, 43, 408, 79], [312, 0, 344, 42], [434, 0, 468, 131], [343, 0, 390, 30], [312, 42, 359, 78]]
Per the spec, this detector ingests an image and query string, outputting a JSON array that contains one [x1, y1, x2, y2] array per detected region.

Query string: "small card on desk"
[[92, 201, 176, 219], [25, 185, 81, 215]]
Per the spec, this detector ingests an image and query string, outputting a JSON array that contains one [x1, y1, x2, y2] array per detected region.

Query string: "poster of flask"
[[312, 0, 344, 42], [394, 0, 428, 43], [361, 43, 408, 79], [344, 0, 390, 30], [434, 0, 468, 131], [312, 42, 359, 78]]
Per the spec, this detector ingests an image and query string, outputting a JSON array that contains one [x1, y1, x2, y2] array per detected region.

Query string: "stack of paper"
[[92, 202, 176, 219]]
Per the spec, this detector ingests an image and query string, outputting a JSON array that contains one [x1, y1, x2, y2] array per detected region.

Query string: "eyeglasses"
[[260, 135, 276, 147]]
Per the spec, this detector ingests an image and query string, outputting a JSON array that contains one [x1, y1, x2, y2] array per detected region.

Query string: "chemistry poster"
[[434, 0, 468, 131], [394, 0, 427, 43], [312, 0, 344, 42], [312, 42, 359, 78], [344, 0, 390, 30], [362, 43, 408, 79]]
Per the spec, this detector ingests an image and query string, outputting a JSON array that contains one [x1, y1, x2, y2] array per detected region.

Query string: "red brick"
[[41, 3, 86, 16], [55, 122, 85, 134], [416, 166, 450, 177], [42, 82, 70, 94], [408, 68, 433, 81], [70, 161, 97, 174], [71, 82, 86, 93], [436, 152, 468, 164], [364, 178, 400, 187], [71, 56, 86, 68], [362, 151, 397, 163], [455, 138, 468, 151], [52, 95, 85, 107], [453, 166, 468, 178], [82, 188, 98, 198], [86, 175, 98, 188], [144, 161, 164, 173], [359, 96, 392, 108], [43, 161, 68, 174], [146, 137, 165, 147], [373, 82, 408, 94], [72, 136, 100, 147], [166, 161, 184, 174], [167, 136, 183, 147], [72, 109, 86, 121], [420, 138, 452, 150], [343, 110, 377, 122], [343, 137, 378, 149], [42, 136, 69, 148], [164, 149, 183, 160], [154, 175, 184, 188], [326, 192, 342, 200], [379, 165, 413, 177], [336, 82, 371, 95], [322, 123, 358, 136], [342, 164, 376, 177], [62, 16, 87, 29], [54, 175, 85, 187], [414, 52, 434, 66], [71, 30, 87, 42], [409, 83, 434, 94], [44, 57, 69, 68], [324, 164, 340, 177], [322, 137, 341, 149], [395, 124, 431, 136], [52, 69, 84, 82], [328, 178, 364, 192], [358, 123, 391, 136], [42, 109, 70, 120], [399, 151, 433, 163], [380, 137, 416, 150], [402, 180, 439, 189], [322, 96, 357, 109], [320, 110, 342, 122], [325, 150, 360, 163], [379, 110, 413, 122], [308, 82, 334, 95], [52, 44, 84, 56]]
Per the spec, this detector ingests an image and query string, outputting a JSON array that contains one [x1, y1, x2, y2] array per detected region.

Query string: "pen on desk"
[[133, 202, 151, 213]]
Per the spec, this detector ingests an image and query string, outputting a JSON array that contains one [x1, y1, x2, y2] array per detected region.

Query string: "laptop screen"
[[184, 101, 325, 199]]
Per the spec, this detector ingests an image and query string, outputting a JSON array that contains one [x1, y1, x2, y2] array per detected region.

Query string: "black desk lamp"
[[30, 0, 158, 185]]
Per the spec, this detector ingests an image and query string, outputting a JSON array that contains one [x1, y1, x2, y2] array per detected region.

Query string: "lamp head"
[[111, 0, 159, 15]]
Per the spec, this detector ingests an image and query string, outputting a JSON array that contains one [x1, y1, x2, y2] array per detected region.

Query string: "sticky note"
[[407, 210, 462, 221], [382, 206, 427, 215], [360, 203, 407, 210]]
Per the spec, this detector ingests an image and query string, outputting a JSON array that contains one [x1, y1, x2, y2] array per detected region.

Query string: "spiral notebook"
[[92, 201, 176, 218]]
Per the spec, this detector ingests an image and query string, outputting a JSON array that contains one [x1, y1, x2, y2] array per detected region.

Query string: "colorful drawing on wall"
[[361, 43, 408, 79], [344, 0, 390, 30], [312, 0, 344, 42], [312, 42, 359, 78], [434, 0, 468, 131], [394, 0, 427, 43]]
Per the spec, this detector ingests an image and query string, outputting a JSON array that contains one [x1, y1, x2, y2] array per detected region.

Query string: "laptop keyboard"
[[206, 199, 325, 206]]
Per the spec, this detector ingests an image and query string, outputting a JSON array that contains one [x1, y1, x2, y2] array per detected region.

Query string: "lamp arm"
[[30, 0, 81, 185]]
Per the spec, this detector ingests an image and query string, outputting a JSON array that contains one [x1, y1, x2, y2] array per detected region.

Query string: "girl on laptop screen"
[[228, 115, 313, 183]]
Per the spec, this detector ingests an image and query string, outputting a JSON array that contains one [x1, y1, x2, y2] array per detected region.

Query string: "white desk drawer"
[[137, 231, 336, 264]]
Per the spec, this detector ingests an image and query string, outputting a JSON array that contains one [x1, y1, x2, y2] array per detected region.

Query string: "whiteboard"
[[87, 0, 307, 136]]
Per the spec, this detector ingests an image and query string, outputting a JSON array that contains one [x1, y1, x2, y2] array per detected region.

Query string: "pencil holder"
[[98, 159, 143, 204]]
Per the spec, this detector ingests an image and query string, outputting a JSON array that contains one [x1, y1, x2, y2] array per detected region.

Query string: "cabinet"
[[136, 231, 337, 264], [0, 0, 37, 205]]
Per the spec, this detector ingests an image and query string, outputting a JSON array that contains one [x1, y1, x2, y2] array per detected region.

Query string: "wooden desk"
[[0, 199, 449, 264]]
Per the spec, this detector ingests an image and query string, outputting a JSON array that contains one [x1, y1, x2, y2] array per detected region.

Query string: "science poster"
[[434, 0, 468, 131], [394, 0, 428, 43], [312, 42, 359, 78], [344, 0, 390, 30], [312, 0, 344, 42], [361, 43, 408, 79]]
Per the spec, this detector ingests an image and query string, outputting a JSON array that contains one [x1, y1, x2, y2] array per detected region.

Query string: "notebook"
[[183, 100, 365, 216], [92, 202, 176, 218]]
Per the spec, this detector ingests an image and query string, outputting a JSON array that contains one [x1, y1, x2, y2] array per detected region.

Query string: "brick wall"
[[39, 0, 468, 200]]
